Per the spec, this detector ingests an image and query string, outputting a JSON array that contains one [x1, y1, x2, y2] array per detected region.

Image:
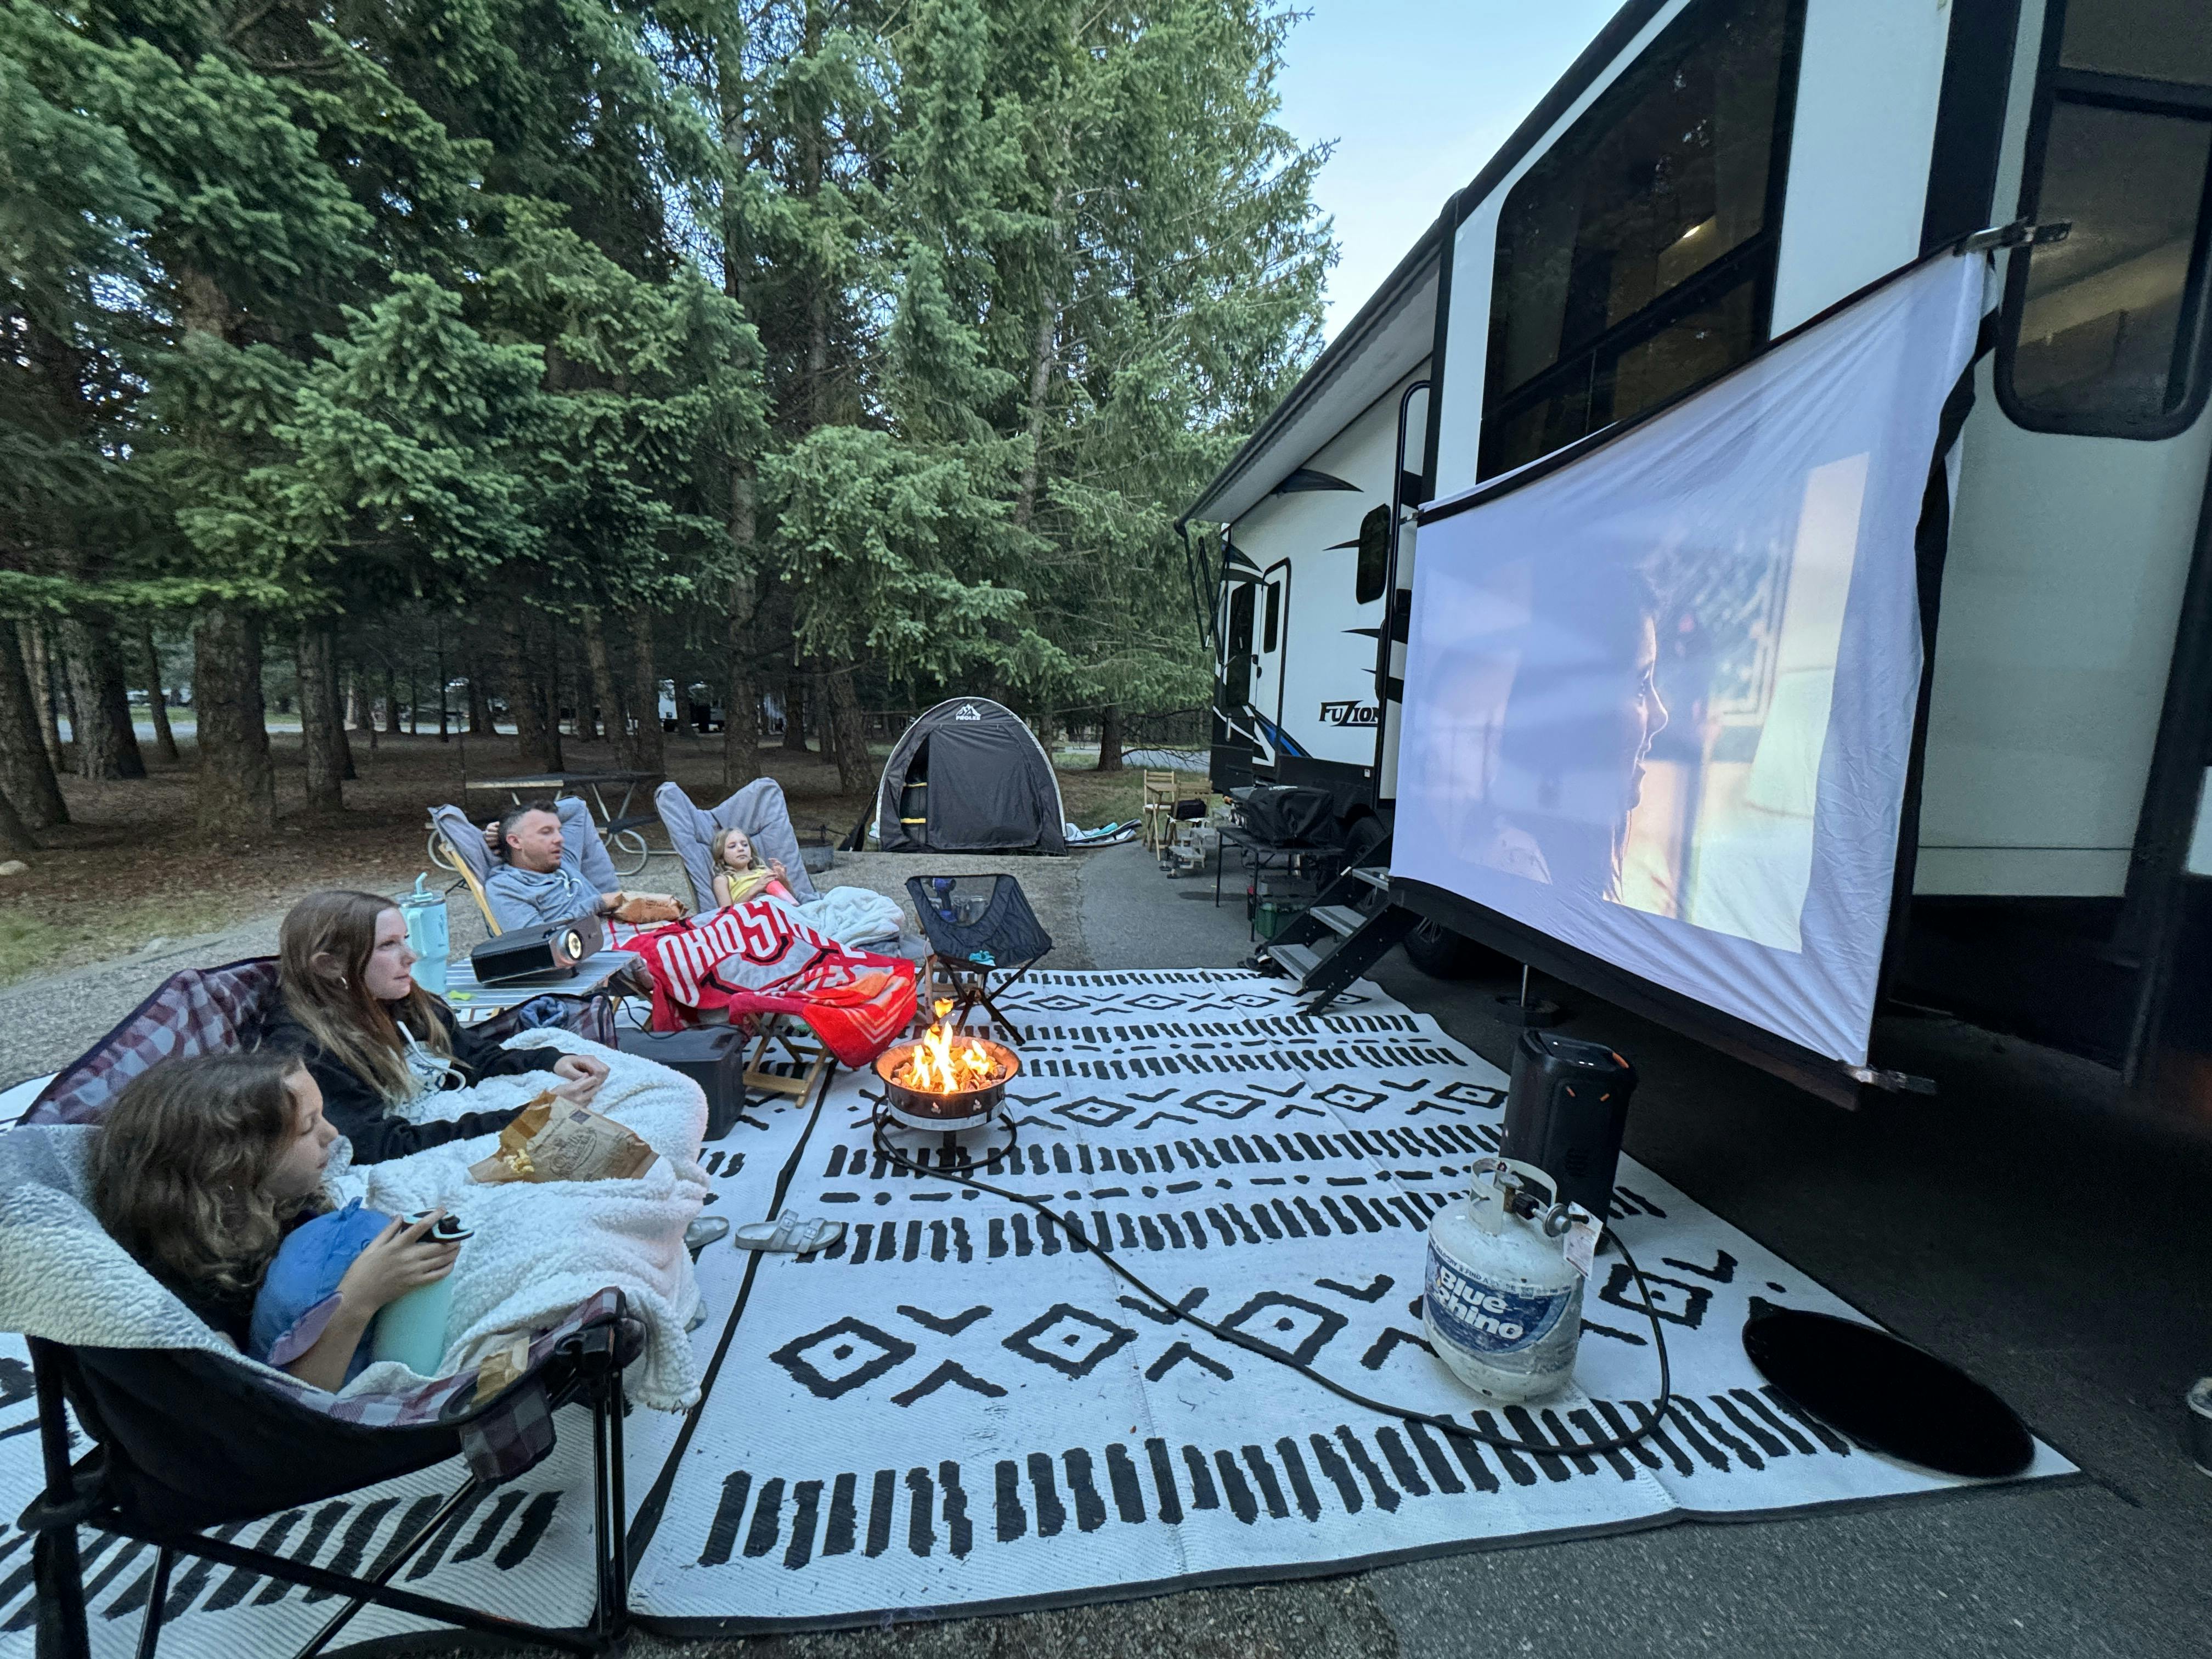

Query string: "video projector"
[[469, 913, 606, 986]]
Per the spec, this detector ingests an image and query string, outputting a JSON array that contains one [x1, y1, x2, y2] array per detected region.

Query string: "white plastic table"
[[438, 950, 634, 1025]]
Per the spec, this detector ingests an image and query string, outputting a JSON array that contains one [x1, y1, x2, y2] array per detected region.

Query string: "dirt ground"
[[0, 727, 1149, 990]]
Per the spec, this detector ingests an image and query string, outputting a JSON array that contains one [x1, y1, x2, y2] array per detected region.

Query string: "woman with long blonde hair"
[[262, 889, 606, 1164]]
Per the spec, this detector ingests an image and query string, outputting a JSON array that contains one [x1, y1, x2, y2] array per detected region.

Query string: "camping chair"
[[1141, 770, 1177, 856], [7, 1125, 643, 1658], [428, 798, 624, 936], [21, 958, 617, 1127], [428, 804, 499, 933], [902, 874, 1052, 1044], [654, 778, 822, 912], [655, 778, 832, 1096], [1142, 771, 1209, 864]]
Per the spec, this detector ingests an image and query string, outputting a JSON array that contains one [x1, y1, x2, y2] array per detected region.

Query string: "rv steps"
[[1258, 863, 1415, 1014]]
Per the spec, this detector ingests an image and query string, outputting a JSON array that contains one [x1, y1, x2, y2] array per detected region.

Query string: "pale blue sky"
[[1273, 1, 1626, 337]]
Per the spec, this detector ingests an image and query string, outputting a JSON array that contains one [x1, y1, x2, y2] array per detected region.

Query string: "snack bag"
[[612, 893, 686, 925], [470, 1090, 659, 1184]]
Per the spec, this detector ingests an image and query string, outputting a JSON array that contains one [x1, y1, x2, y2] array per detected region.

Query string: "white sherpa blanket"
[[0, 1034, 710, 1412], [788, 884, 903, 948], [342, 1027, 710, 1409]]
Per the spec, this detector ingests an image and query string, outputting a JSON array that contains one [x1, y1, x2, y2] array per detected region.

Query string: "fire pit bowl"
[[873, 1035, 1022, 1133]]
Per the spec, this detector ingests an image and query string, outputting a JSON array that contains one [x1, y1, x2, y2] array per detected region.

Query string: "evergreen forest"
[[0, 0, 1334, 845]]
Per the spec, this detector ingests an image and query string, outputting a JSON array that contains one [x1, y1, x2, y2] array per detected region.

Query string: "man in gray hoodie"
[[483, 800, 628, 932]]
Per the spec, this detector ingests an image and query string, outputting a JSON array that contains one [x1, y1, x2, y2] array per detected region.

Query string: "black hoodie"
[[259, 1000, 567, 1165]]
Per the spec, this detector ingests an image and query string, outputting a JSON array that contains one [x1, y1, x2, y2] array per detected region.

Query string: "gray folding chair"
[[653, 780, 822, 912]]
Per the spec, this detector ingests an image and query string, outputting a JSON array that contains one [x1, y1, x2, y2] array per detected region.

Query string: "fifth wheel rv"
[[1183, 0, 2212, 1109]]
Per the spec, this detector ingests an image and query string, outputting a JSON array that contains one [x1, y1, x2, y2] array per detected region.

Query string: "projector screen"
[[1397, 256, 1984, 1064]]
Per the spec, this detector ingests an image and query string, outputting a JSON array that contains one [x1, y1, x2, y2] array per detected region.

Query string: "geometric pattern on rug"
[[0, 970, 2075, 1650], [626, 971, 2075, 1631]]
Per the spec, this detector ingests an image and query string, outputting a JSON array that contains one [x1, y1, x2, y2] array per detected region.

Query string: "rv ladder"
[[1259, 864, 1415, 1014]]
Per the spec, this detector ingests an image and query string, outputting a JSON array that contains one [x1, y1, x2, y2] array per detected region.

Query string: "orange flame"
[[895, 1002, 1005, 1094]]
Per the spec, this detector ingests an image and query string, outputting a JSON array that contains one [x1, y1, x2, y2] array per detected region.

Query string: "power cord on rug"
[[865, 1114, 1674, 1459]]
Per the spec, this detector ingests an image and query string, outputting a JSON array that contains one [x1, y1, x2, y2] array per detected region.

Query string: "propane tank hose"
[[868, 1130, 1674, 1459]]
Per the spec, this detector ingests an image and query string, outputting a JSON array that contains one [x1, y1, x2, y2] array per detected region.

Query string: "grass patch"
[[0, 911, 67, 990], [1053, 765, 1155, 828], [0, 894, 273, 991]]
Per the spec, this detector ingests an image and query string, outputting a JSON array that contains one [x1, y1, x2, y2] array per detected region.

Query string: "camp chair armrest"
[[14, 1449, 105, 1534], [432, 1288, 639, 1425], [560, 1318, 620, 1380]]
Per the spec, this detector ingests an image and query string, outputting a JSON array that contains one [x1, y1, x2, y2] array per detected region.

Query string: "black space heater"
[[618, 1024, 749, 1140], [1501, 1030, 1637, 1218]]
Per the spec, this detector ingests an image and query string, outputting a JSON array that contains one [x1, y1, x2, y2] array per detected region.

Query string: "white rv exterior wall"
[[1920, 0, 2212, 896], [1765, 0, 1946, 331], [1227, 364, 1429, 772], [1424, 0, 2212, 900]]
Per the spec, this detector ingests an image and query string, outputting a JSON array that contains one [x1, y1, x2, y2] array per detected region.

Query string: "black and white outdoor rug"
[[0, 969, 2074, 1652], [626, 970, 2075, 1630]]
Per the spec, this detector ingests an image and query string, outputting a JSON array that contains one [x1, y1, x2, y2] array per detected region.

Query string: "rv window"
[[1226, 584, 1254, 705], [1999, 2, 2212, 438], [1262, 581, 1281, 652], [1356, 505, 1390, 604], [1481, 0, 1804, 479], [2057, 0, 2212, 89]]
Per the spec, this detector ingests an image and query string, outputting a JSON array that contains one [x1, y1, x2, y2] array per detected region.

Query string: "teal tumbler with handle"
[[369, 1212, 471, 1374]]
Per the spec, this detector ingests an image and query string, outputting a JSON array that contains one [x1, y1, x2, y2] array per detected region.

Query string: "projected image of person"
[[1475, 560, 1669, 904]]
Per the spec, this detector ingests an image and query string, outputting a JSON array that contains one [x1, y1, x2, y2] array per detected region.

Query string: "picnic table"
[[463, 770, 657, 876]]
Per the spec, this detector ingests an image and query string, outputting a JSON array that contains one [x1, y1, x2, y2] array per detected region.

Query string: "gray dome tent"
[[870, 697, 1067, 853]]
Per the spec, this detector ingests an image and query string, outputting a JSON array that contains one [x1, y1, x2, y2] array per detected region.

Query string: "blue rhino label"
[[1424, 1243, 1574, 1355]]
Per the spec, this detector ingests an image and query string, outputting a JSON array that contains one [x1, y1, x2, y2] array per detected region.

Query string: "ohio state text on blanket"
[[336, 1025, 710, 1409], [623, 897, 917, 1063]]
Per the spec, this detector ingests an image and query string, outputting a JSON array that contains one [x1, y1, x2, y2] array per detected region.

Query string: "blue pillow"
[[249, 1200, 394, 1379]]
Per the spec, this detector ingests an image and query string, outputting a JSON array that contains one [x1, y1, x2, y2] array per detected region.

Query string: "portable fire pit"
[[871, 1003, 1022, 1161]]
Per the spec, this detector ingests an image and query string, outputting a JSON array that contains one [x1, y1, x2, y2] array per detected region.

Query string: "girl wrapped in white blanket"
[[253, 890, 711, 1407]]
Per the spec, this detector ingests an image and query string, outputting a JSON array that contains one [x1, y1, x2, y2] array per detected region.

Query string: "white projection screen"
[[1397, 256, 1985, 1064]]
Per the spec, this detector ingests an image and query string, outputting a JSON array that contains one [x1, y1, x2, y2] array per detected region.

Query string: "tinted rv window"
[[2057, 0, 2212, 89], [1999, 2, 2212, 438], [1225, 583, 1254, 706], [1356, 505, 1390, 604], [1262, 581, 1281, 652], [1481, 0, 1804, 479]]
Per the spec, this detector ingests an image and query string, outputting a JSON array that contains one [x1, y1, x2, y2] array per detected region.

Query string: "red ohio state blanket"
[[620, 899, 917, 1068]]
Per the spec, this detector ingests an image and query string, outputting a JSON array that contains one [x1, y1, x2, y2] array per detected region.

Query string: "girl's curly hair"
[[89, 1049, 326, 1299]]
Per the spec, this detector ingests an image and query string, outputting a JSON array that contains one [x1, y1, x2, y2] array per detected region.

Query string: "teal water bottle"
[[370, 1212, 471, 1373], [400, 873, 450, 995]]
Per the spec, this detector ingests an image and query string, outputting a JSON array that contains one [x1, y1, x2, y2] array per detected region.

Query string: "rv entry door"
[[1257, 561, 1290, 736], [1224, 582, 1255, 708]]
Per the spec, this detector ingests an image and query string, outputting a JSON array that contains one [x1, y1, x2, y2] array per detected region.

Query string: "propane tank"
[[1424, 1157, 1586, 1402]]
